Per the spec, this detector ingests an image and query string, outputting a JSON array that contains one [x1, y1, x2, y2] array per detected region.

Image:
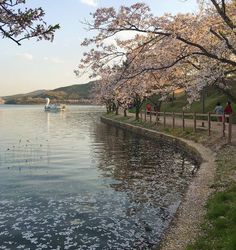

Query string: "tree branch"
[[210, 0, 236, 30]]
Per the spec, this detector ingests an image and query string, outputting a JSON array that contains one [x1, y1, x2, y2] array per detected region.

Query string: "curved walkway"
[[159, 139, 216, 250]]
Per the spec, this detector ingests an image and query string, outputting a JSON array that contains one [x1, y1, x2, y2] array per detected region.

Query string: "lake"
[[0, 105, 197, 249]]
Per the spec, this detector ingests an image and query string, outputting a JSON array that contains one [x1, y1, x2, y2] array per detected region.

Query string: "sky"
[[0, 0, 198, 96]]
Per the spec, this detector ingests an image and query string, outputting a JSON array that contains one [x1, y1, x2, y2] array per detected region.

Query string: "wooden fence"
[[140, 111, 233, 143]]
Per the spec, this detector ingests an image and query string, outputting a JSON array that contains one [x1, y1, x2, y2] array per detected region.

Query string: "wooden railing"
[[140, 111, 233, 143]]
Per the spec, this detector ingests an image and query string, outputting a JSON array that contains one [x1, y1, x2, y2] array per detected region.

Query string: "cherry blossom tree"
[[81, 3, 231, 66], [77, 1, 236, 106], [0, 0, 59, 45], [115, 75, 151, 120]]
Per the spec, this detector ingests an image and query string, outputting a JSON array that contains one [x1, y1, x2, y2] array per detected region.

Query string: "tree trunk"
[[112, 102, 116, 112], [133, 94, 144, 120], [115, 106, 119, 115], [124, 108, 127, 117], [201, 90, 205, 113], [158, 100, 162, 111], [106, 100, 112, 113], [135, 108, 139, 120]]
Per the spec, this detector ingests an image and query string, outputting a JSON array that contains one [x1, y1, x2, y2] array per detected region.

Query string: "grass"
[[133, 86, 236, 123], [187, 186, 236, 250], [105, 112, 211, 143], [160, 88, 236, 113]]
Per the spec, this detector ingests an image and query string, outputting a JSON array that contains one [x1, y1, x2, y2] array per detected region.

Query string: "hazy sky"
[[0, 0, 198, 96]]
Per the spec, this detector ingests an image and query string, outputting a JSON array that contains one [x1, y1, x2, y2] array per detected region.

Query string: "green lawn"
[[187, 186, 236, 250], [138, 86, 236, 123]]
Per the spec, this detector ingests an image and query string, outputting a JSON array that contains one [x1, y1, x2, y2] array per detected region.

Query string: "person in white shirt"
[[214, 102, 224, 122]]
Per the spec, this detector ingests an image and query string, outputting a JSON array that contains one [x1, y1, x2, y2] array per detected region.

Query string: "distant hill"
[[3, 89, 46, 100], [3, 81, 97, 104], [54, 81, 96, 99]]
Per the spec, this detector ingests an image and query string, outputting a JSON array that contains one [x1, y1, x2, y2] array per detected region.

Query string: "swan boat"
[[44, 98, 66, 112]]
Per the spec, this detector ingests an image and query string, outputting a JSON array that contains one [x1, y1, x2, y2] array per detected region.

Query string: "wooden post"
[[145, 110, 147, 122], [163, 112, 166, 128], [172, 112, 175, 129], [193, 112, 197, 132], [208, 112, 211, 136], [182, 111, 185, 131], [150, 112, 152, 123], [228, 114, 232, 144], [156, 111, 158, 125], [140, 111, 143, 121], [222, 113, 225, 137]]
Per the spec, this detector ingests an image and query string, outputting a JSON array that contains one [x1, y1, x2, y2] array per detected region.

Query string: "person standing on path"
[[146, 103, 151, 115], [214, 102, 224, 122], [224, 101, 233, 123]]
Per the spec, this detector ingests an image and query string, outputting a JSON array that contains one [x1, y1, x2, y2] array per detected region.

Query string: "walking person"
[[224, 101, 233, 123], [214, 102, 224, 122], [154, 103, 159, 121], [146, 103, 151, 115]]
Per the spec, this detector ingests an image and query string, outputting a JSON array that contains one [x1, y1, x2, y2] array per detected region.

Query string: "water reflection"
[[0, 105, 197, 249], [90, 123, 197, 248], [93, 125, 195, 203]]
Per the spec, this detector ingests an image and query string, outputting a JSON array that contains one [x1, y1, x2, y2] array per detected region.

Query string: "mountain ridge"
[[2, 81, 97, 104]]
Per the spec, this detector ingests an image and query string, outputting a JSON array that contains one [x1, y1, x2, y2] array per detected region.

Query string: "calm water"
[[0, 105, 197, 250]]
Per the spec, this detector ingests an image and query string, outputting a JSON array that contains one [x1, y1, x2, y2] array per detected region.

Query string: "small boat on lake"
[[44, 98, 66, 112]]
